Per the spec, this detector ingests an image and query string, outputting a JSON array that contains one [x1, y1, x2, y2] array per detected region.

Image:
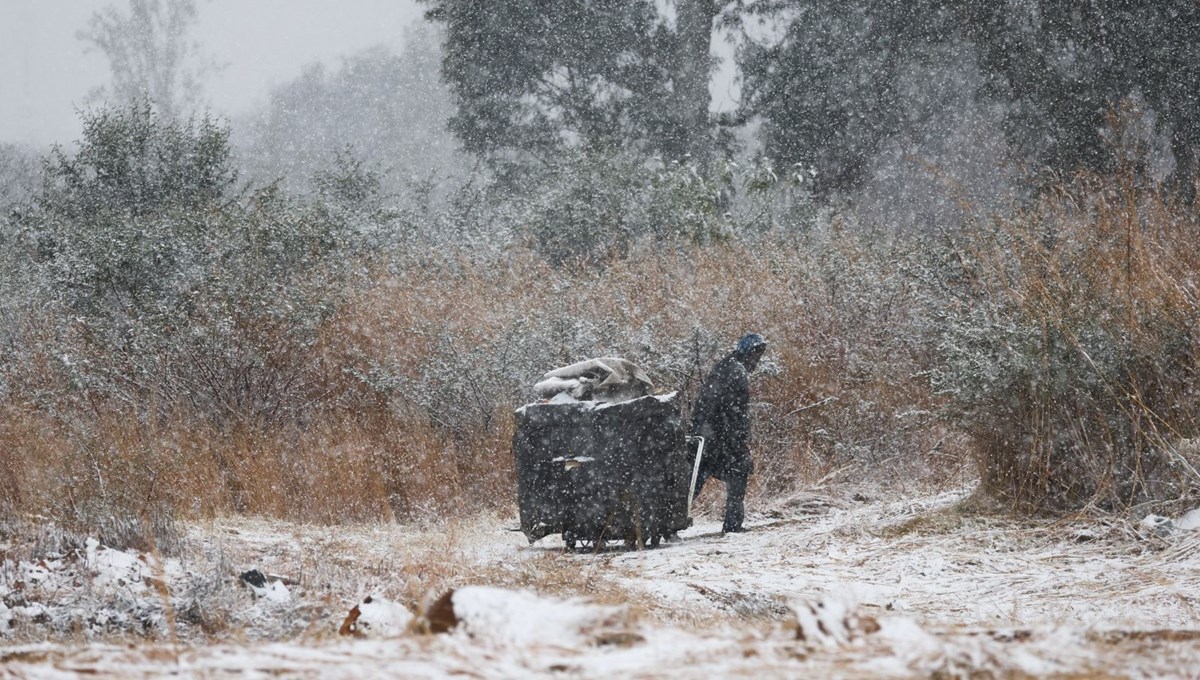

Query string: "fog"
[[2, 5, 1200, 673], [0, 0, 423, 147]]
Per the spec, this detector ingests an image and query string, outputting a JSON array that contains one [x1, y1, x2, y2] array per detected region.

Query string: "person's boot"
[[722, 474, 749, 534]]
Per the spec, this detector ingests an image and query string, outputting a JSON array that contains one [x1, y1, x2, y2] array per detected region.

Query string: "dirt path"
[[3, 489, 1200, 678]]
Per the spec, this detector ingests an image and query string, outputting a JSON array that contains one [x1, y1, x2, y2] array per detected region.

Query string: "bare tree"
[[78, 0, 215, 119]]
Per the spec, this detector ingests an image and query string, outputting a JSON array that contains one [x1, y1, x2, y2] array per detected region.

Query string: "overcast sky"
[[0, 0, 425, 148]]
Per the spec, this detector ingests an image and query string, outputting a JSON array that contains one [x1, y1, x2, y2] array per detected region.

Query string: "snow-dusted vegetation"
[[3, 0, 1200, 675]]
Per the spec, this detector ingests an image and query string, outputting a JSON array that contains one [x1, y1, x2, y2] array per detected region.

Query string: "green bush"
[[7, 101, 368, 424]]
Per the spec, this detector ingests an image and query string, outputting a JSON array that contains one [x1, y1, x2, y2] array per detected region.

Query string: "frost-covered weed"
[[2, 178, 947, 526], [0, 102, 404, 526], [336, 220, 947, 511], [928, 173, 1200, 510], [10, 99, 1189, 527], [0, 518, 319, 642], [5, 102, 367, 422]]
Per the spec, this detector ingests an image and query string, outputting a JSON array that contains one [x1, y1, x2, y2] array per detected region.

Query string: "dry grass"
[[946, 171, 1200, 511], [10, 171, 1194, 531], [0, 232, 949, 531]]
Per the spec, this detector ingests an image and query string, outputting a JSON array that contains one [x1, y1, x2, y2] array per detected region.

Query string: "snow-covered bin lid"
[[516, 391, 677, 415]]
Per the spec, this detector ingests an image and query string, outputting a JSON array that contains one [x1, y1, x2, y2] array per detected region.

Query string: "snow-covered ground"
[[4, 488, 1200, 678]]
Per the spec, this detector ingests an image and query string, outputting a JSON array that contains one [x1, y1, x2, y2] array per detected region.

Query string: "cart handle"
[[685, 436, 705, 520]]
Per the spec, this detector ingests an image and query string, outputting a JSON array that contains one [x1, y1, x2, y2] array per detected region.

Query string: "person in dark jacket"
[[691, 333, 767, 533]]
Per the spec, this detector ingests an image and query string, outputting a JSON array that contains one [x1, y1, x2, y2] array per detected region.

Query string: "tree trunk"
[[671, 0, 717, 166], [1170, 122, 1197, 206]]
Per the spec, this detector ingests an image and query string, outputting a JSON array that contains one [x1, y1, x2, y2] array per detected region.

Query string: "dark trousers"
[[694, 469, 749, 533]]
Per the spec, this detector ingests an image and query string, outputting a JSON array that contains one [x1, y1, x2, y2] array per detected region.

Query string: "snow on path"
[[4, 488, 1200, 678], [609, 489, 1200, 630]]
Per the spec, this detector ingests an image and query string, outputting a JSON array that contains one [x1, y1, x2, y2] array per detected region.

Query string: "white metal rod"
[[685, 436, 705, 521]]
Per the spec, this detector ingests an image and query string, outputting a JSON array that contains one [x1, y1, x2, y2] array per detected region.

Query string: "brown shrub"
[[2, 231, 947, 527], [936, 172, 1200, 511]]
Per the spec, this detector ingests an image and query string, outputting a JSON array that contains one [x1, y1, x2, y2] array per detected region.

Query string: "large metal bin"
[[513, 393, 697, 549]]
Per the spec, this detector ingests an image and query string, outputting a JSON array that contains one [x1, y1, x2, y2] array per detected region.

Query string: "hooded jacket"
[[690, 351, 753, 478]]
